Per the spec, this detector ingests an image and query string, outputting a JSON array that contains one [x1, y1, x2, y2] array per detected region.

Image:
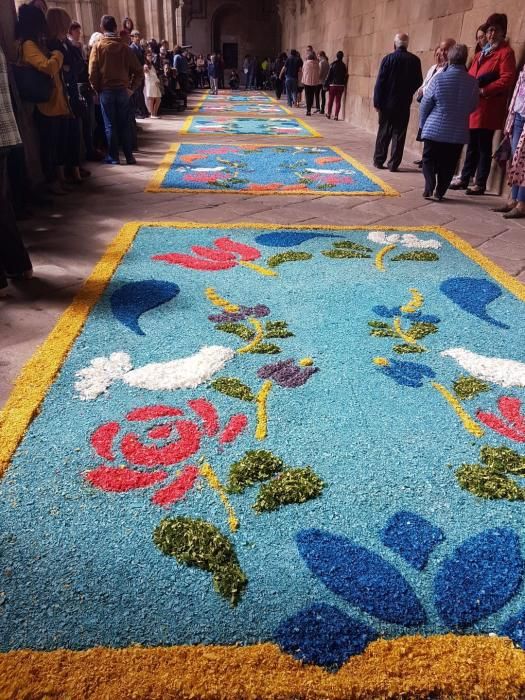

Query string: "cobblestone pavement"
[[1, 91, 524, 405]]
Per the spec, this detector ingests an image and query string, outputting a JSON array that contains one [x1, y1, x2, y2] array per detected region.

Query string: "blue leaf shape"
[[255, 231, 341, 247], [501, 609, 525, 649], [296, 529, 426, 625], [274, 603, 377, 668], [376, 360, 435, 388], [372, 305, 400, 318], [380, 511, 444, 570], [110, 280, 180, 335], [434, 528, 523, 627], [440, 277, 509, 329]]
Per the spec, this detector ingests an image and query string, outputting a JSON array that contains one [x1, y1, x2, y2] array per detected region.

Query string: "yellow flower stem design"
[[255, 380, 272, 441], [237, 318, 264, 354], [375, 244, 397, 272], [199, 460, 239, 532], [401, 288, 424, 314], [392, 317, 425, 351], [431, 382, 485, 438], [205, 288, 240, 312], [238, 260, 277, 277]]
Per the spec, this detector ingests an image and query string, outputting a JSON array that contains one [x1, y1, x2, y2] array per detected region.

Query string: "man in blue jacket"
[[373, 33, 423, 171], [419, 44, 479, 200]]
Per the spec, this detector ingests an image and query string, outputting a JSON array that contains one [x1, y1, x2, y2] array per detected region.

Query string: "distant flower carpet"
[[2, 222, 525, 698], [148, 143, 395, 196]]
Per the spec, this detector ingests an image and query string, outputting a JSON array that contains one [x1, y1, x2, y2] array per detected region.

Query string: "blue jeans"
[[511, 113, 525, 203], [285, 77, 297, 107], [99, 88, 132, 161]]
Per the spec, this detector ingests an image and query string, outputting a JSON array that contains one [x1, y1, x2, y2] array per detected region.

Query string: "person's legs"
[[373, 112, 392, 167], [275, 77, 282, 99], [333, 85, 344, 118], [388, 112, 409, 170], [99, 90, 119, 162], [435, 142, 463, 198], [421, 139, 437, 196], [455, 129, 479, 186], [304, 85, 314, 115], [326, 86, 335, 117], [320, 88, 326, 114], [153, 97, 161, 116], [115, 89, 133, 162], [285, 78, 296, 108], [314, 84, 321, 111], [0, 154, 32, 279], [146, 96, 154, 115], [473, 128, 495, 190]]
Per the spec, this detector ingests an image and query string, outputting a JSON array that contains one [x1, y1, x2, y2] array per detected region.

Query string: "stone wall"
[[280, 0, 525, 144]]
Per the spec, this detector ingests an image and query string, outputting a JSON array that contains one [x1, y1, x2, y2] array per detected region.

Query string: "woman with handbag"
[[0, 45, 33, 295], [493, 65, 525, 219], [16, 3, 72, 195]]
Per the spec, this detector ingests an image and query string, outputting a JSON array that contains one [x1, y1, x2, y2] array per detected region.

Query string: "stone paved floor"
[[1, 91, 524, 406]]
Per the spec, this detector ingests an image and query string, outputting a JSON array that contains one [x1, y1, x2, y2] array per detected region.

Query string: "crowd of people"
[[371, 13, 525, 215], [1, 4, 525, 293]]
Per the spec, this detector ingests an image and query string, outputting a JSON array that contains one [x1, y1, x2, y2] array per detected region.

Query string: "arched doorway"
[[211, 3, 242, 70]]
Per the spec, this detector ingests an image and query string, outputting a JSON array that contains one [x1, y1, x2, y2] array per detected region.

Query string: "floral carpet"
[[2, 222, 525, 698], [195, 102, 292, 114], [181, 116, 320, 137], [147, 143, 396, 195]]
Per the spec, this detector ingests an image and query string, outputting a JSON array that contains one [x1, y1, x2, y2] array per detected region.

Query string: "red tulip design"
[[152, 237, 276, 276], [85, 400, 247, 507], [477, 397, 525, 442]]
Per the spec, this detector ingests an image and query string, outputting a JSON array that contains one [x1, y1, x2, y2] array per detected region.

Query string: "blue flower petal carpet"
[[2, 222, 525, 698], [147, 143, 396, 196]]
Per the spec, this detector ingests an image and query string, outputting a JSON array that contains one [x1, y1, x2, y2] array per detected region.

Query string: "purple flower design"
[[208, 304, 270, 323], [257, 359, 318, 388]]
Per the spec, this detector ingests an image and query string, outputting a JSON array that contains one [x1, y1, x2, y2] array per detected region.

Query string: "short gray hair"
[[394, 33, 409, 48], [448, 43, 468, 65]]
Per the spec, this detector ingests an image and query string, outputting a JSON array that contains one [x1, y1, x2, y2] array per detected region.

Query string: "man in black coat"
[[373, 33, 423, 171]]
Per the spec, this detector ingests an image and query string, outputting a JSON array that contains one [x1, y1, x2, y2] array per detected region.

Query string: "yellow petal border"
[[1, 635, 525, 699]]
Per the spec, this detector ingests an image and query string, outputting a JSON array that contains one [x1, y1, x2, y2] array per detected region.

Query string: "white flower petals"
[[74, 352, 133, 401], [123, 346, 235, 391], [441, 348, 525, 388], [367, 231, 441, 249]]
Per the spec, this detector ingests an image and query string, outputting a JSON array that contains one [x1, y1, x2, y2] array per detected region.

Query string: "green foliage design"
[[264, 321, 294, 338], [452, 376, 490, 401], [253, 468, 326, 513], [267, 251, 313, 268], [216, 322, 255, 341], [227, 450, 285, 494], [322, 240, 372, 259], [153, 517, 247, 605], [391, 251, 439, 262], [211, 377, 255, 402], [456, 446, 525, 501]]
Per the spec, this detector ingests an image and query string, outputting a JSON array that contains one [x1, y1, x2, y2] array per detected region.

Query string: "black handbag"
[[11, 63, 53, 103]]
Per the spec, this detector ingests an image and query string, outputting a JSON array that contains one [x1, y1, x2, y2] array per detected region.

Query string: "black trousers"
[[0, 153, 32, 287], [422, 140, 463, 198], [459, 128, 494, 189], [320, 87, 327, 113], [373, 110, 410, 170], [304, 85, 316, 113], [275, 78, 283, 99]]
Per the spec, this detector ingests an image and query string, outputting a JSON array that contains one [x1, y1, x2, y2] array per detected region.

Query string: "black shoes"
[[449, 181, 468, 190]]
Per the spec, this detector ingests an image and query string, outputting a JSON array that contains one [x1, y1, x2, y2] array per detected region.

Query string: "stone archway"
[[211, 2, 242, 69]]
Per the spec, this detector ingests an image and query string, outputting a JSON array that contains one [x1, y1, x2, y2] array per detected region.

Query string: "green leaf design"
[[253, 468, 325, 513], [452, 376, 490, 401], [333, 241, 373, 253], [249, 342, 281, 354], [368, 320, 390, 329], [227, 450, 285, 494], [369, 327, 396, 338], [153, 517, 247, 605], [407, 322, 439, 340], [264, 320, 294, 338], [211, 377, 255, 402], [391, 251, 439, 262], [215, 322, 255, 341], [322, 248, 370, 259], [393, 343, 426, 354], [267, 251, 313, 269], [455, 446, 525, 501]]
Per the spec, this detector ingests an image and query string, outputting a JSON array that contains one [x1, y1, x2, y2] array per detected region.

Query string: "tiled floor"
[[1, 91, 524, 405]]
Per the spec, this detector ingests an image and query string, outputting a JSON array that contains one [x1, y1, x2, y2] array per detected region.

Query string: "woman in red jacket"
[[450, 13, 516, 195]]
